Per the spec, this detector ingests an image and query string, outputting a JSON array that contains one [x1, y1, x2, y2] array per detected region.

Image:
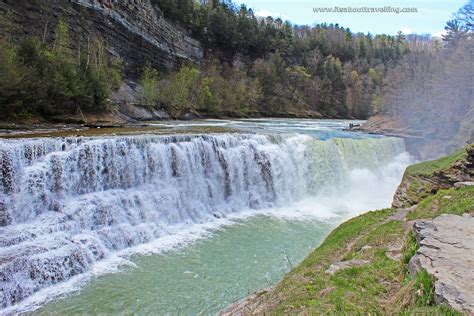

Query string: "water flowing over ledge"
[[0, 133, 405, 309]]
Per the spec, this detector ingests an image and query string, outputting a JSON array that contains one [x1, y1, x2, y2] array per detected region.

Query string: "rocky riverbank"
[[220, 145, 474, 315]]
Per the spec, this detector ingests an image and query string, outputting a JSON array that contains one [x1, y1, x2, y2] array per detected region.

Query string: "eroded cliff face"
[[0, 0, 203, 78], [392, 145, 474, 208]]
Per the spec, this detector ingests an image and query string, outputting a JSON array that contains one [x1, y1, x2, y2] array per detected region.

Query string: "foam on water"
[[0, 131, 408, 314]]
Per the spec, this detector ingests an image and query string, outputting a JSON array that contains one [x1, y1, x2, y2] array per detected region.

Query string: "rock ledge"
[[408, 214, 474, 314]]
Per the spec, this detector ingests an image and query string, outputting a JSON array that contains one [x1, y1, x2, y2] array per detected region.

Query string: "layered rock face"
[[409, 215, 474, 314], [392, 146, 474, 208], [0, 0, 203, 77]]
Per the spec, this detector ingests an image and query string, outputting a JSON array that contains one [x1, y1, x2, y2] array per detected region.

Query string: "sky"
[[236, 0, 468, 36]]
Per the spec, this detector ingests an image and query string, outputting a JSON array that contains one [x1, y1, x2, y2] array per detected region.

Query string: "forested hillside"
[[366, 1, 473, 159], [0, 0, 410, 121]]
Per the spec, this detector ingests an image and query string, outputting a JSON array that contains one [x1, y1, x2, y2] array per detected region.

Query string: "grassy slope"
[[255, 149, 473, 315], [406, 147, 467, 176], [408, 186, 474, 220]]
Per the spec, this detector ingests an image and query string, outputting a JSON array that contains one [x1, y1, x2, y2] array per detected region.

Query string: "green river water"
[[36, 216, 334, 315]]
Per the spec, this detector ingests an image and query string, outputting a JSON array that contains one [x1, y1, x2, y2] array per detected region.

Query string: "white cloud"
[[254, 9, 288, 20], [431, 30, 447, 38], [400, 27, 413, 35]]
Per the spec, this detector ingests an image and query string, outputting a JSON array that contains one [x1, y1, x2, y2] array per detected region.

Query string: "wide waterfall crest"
[[0, 133, 405, 308]]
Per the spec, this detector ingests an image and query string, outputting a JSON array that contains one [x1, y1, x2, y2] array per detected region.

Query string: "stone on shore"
[[454, 181, 474, 189], [325, 259, 370, 275]]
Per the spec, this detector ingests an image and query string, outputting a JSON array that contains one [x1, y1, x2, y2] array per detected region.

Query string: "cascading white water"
[[0, 133, 405, 308]]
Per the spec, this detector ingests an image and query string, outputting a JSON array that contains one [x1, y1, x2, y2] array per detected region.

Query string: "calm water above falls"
[[0, 119, 411, 315]]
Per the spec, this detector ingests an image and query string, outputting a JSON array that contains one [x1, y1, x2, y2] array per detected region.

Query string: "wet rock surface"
[[409, 214, 474, 314]]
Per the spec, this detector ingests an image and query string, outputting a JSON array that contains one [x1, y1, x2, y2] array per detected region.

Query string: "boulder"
[[113, 83, 171, 121]]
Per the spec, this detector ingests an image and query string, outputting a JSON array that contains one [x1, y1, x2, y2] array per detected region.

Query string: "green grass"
[[395, 269, 462, 316], [406, 147, 467, 176], [414, 270, 436, 306], [402, 232, 418, 266], [285, 209, 393, 274], [402, 177, 434, 207], [408, 186, 474, 220], [261, 208, 465, 315], [399, 145, 472, 207], [399, 305, 463, 316], [262, 211, 408, 314]]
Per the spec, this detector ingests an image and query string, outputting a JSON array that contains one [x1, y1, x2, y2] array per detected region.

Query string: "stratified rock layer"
[[409, 214, 474, 314], [0, 0, 202, 77]]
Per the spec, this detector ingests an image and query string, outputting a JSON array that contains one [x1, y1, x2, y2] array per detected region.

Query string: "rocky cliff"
[[0, 0, 203, 78], [392, 144, 474, 208]]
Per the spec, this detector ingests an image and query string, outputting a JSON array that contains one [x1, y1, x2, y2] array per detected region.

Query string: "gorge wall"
[[0, 0, 203, 78]]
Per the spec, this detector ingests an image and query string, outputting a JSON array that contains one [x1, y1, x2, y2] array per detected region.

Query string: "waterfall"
[[0, 133, 405, 308]]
